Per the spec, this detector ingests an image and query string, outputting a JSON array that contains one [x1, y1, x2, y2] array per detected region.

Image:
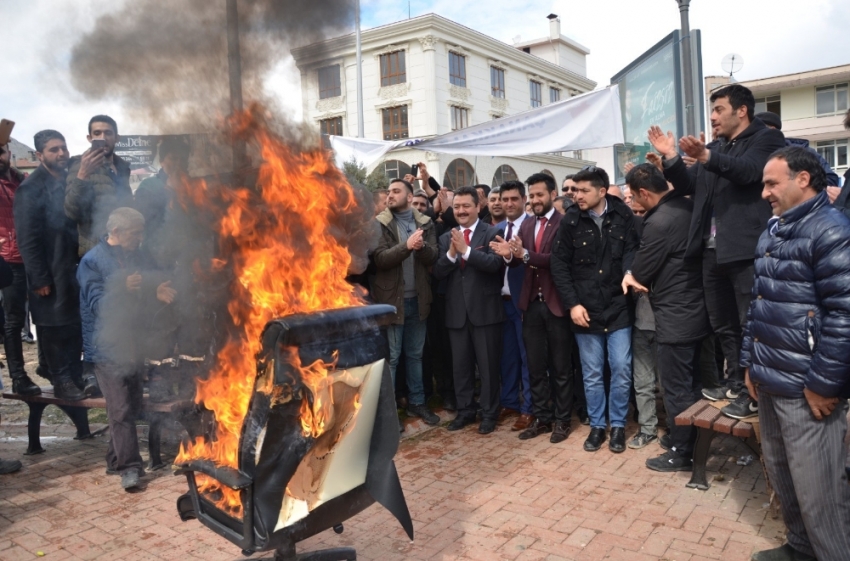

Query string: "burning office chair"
[[175, 304, 413, 560]]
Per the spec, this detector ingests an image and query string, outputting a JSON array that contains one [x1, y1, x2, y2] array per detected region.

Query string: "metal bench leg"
[[148, 412, 166, 470], [25, 402, 48, 455], [57, 405, 92, 440], [686, 427, 715, 490]]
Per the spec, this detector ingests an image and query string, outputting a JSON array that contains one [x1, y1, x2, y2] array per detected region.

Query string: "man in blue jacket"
[[78, 207, 176, 491], [742, 147, 850, 561]]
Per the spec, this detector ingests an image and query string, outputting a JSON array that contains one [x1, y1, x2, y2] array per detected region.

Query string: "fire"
[[175, 107, 368, 517], [293, 349, 340, 439]]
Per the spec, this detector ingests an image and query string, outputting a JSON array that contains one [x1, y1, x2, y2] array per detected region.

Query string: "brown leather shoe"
[[518, 419, 552, 440], [511, 414, 534, 432], [499, 407, 520, 421], [550, 421, 571, 444]]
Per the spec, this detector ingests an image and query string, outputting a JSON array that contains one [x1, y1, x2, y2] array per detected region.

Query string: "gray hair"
[[106, 207, 145, 232]]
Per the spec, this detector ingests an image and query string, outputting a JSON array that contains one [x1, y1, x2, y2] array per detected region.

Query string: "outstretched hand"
[[679, 132, 709, 163], [647, 126, 677, 159], [489, 235, 512, 258]]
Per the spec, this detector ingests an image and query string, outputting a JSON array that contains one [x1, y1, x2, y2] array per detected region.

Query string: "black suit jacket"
[[433, 221, 506, 328]]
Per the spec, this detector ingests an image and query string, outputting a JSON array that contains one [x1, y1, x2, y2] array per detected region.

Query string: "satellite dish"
[[512, 35, 522, 44], [721, 53, 744, 78]]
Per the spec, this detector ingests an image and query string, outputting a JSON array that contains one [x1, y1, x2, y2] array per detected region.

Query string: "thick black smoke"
[[69, 0, 355, 133]]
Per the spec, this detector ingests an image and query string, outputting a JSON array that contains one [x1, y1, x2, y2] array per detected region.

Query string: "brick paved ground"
[[0, 408, 785, 561]]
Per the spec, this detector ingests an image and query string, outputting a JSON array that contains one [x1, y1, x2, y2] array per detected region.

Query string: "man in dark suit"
[[433, 186, 506, 434], [492, 173, 573, 444], [492, 180, 533, 431]]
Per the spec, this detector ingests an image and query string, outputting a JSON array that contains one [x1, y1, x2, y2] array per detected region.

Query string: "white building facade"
[[291, 13, 597, 189], [706, 64, 850, 181]]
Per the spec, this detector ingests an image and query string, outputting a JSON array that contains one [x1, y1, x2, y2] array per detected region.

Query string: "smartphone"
[[91, 139, 107, 151], [411, 164, 419, 178], [0, 119, 14, 145]]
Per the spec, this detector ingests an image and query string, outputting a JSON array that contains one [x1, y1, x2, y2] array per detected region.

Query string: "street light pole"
[[677, 0, 696, 137], [226, 0, 247, 172], [355, 0, 365, 138]]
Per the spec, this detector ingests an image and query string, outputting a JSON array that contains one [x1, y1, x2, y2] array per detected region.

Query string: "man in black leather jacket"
[[741, 147, 850, 561], [648, 84, 786, 421]]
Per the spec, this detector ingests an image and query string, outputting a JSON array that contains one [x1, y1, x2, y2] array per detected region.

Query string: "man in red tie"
[[492, 173, 573, 443], [434, 186, 506, 434]]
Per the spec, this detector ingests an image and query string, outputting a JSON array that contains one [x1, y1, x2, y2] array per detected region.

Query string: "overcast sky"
[[4, 0, 849, 155]]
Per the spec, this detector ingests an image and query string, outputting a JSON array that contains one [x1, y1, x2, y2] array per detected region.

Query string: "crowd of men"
[[1, 84, 849, 561], [0, 116, 188, 491], [366, 85, 850, 561]]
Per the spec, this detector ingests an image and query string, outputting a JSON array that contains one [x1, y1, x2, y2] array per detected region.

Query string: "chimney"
[[547, 13, 560, 40]]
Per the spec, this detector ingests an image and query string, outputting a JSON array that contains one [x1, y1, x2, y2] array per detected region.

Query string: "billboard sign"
[[610, 30, 704, 183]]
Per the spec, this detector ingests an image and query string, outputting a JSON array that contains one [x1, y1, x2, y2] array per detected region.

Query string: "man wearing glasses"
[[561, 174, 577, 202]]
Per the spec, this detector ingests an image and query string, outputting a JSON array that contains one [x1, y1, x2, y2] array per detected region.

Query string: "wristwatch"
[[625, 270, 633, 276], [522, 250, 530, 264]]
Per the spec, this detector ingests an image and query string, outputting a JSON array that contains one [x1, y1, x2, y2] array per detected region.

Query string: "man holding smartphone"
[[66, 115, 133, 397]]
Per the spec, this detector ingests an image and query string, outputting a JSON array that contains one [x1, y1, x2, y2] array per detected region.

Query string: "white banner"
[[330, 85, 623, 169]]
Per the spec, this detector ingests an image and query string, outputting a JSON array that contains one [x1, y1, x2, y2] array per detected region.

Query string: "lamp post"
[[226, 0, 247, 172], [355, 0, 365, 138], [677, 0, 696, 137]]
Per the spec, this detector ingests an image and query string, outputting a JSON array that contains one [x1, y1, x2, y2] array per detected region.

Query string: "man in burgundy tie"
[[433, 186, 506, 434], [492, 173, 573, 444]]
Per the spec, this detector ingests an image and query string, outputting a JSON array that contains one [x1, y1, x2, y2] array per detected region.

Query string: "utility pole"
[[355, 0, 365, 138], [677, 0, 697, 137], [226, 0, 247, 171]]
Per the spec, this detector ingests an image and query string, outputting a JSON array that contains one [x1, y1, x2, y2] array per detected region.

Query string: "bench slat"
[[732, 420, 755, 438], [675, 400, 711, 426], [694, 405, 723, 429], [2, 388, 185, 413], [712, 415, 738, 434]]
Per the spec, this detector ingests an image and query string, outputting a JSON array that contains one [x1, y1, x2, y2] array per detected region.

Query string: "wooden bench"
[[1, 387, 187, 470], [675, 398, 761, 490]]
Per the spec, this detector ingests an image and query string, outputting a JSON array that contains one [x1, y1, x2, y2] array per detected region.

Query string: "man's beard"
[[44, 159, 68, 174]]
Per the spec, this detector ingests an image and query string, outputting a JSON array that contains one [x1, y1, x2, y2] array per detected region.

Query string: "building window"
[[380, 159, 408, 181], [550, 87, 561, 103], [491, 67, 505, 98], [530, 80, 542, 108], [318, 65, 341, 99], [319, 117, 342, 148], [816, 83, 849, 115], [449, 52, 467, 87], [380, 51, 406, 87], [816, 139, 849, 170], [491, 164, 518, 187], [443, 158, 477, 190], [754, 95, 781, 117], [382, 106, 408, 140], [451, 106, 469, 131]]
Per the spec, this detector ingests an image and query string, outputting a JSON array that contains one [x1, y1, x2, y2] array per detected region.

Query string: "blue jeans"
[[500, 299, 532, 414], [574, 327, 632, 429], [387, 297, 427, 406]]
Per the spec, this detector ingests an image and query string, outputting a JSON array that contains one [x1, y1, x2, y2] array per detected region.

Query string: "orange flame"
[[175, 108, 367, 517]]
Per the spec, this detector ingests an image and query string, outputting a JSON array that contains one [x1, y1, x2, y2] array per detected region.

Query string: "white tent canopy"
[[330, 85, 624, 170]]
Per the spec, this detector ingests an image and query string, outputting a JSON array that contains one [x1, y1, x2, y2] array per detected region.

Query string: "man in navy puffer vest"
[[742, 147, 850, 561]]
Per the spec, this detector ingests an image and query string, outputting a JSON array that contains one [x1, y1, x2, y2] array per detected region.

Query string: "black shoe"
[[659, 433, 672, 451], [722, 394, 758, 420], [0, 458, 22, 475], [702, 386, 739, 401], [121, 469, 142, 492], [83, 375, 102, 398], [53, 377, 86, 401], [549, 421, 570, 444], [646, 450, 693, 472], [628, 432, 658, 450], [518, 419, 552, 440], [751, 543, 816, 561], [12, 376, 41, 397], [447, 414, 476, 431], [478, 419, 497, 435], [583, 427, 606, 451], [407, 403, 440, 426], [609, 427, 626, 453], [442, 394, 457, 412]]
